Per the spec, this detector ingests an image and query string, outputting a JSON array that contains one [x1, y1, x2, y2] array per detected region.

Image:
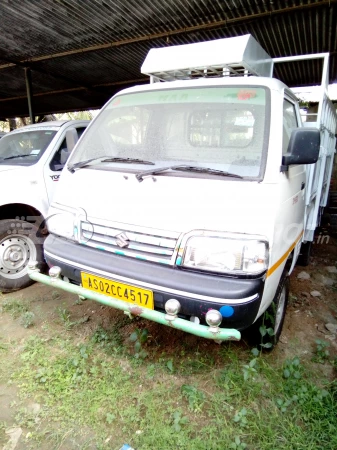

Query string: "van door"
[[279, 97, 306, 261], [43, 126, 87, 204]]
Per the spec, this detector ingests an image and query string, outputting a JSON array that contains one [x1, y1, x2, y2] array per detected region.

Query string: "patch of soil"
[[284, 230, 337, 351], [0, 384, 19, 423]]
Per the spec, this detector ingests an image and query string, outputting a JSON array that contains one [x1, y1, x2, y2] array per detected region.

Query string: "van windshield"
[[0, 129, 57, 166], [70, 86, 269, 179]]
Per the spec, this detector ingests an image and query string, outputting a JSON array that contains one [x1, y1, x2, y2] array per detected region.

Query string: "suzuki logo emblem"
[[116, 232, 130, 248]]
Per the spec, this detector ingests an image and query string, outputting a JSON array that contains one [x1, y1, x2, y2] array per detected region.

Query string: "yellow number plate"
[[81, 272, 154, 310]]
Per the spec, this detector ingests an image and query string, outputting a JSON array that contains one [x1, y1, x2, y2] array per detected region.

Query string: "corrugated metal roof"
[[0, 0, 336, 119]]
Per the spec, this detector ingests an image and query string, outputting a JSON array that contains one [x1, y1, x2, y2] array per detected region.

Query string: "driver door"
[[44, 126, 87, 204]]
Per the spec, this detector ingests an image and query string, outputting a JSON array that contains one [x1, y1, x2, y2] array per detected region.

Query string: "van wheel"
[[245, 272, 289, 350], [0, 219, 44, 293], [297, 241, 312, 267]]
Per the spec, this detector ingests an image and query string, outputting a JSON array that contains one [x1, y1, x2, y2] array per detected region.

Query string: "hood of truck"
[[55, 168, 277, 239], [0, 164, 22, 172]]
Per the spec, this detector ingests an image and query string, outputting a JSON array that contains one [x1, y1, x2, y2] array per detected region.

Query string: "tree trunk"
[[8, 118, 16, 131]]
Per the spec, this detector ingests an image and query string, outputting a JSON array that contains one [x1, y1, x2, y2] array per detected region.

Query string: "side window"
[[77, 127, 86, 139], [50, 127, 87, 171], [283, 100, 298, 155]]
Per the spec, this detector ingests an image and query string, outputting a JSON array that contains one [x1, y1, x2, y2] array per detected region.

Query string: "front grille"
[[79, 220, 180, 265]]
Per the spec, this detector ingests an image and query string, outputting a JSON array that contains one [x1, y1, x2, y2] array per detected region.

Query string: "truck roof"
[[112, 76, 291, 97], [8, 120, 90, 134]]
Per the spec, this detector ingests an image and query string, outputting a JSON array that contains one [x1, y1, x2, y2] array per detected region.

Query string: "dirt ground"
[[281, 231, 337, 361], [0, 228, 337, 449]]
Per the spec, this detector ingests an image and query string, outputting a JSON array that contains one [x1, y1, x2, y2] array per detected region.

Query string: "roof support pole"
[[24, 67, 35, 124]]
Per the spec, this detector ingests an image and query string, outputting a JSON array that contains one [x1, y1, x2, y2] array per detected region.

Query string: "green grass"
[[0, 296, 35, 328], [0, 325, 334, 450], [1, 297, 30, 318], [1, 292, 337, 450]]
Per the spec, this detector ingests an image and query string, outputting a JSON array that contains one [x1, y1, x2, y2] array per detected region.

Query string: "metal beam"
[[0, 78, 148, 103], [0, 0, 335, 71], [24, 67, 34, 124], [0, 54, 106, 95]]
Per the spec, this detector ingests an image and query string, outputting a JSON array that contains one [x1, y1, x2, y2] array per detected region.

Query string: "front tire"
[[245, 271, 289, 350], [0, 219, 44, 293], [297, 241, 312, 267]]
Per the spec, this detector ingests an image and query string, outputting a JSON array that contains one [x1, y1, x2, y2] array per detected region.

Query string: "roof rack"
[[141, 34, 273, 83], [145, 64, 257, 82]]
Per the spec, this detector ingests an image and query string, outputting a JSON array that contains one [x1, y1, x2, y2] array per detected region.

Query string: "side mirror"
[[65, 128, 79, 152], [282, 128, 320, 170]]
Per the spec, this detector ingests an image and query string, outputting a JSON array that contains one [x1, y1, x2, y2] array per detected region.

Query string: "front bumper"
[[29, 266, 241, 341], [39, 235, 266, 338]]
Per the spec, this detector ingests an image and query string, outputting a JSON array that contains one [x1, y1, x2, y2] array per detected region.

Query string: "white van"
[[29, 36, 336, 347], [0, 120, 89, 292]]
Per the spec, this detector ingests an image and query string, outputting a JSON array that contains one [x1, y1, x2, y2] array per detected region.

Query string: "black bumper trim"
[[44, 235, 265, 329]]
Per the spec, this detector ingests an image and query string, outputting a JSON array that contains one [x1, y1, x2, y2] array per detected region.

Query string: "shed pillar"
[[25, 67, 35, 124]]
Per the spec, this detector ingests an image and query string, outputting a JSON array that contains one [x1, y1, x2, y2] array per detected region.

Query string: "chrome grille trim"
[[82, 231, 174, 256], [79, 220, 180, 265]]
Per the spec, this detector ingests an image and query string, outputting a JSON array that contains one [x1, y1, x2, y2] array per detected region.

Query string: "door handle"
[[301, 182, 305, 190]]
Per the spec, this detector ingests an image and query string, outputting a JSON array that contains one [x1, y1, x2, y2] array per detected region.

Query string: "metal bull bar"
[[28, 263, 241, 342]]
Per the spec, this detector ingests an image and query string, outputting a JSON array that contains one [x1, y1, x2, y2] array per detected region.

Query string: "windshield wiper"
[[136, 165, 243, 182], [176, 166, 243, 178], [68, 156, 108, 173], [101, 157, 154, 165], [1, 154, 32, 161], [68, 156, 154, 173]]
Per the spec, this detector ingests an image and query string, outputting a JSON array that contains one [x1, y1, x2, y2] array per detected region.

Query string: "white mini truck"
[[29, 35, 337, 347], [0, 120, 89, 292]]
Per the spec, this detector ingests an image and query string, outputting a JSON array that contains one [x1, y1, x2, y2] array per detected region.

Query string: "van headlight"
[[181, 233, 268, 275], [46, 204, 77, 240]]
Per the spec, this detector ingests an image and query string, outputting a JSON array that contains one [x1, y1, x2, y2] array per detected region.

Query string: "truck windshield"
[[0, 130, 57, 166], [70, 86, 269, 179]]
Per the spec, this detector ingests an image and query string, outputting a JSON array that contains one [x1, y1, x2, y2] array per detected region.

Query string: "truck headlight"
[[46, 204, 77, 240], [181, 234, 268, 275]]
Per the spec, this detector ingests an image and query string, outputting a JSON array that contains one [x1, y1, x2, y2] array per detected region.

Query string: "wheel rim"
[[0, 233, 37, 279], [274, 285, 287, 334]]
